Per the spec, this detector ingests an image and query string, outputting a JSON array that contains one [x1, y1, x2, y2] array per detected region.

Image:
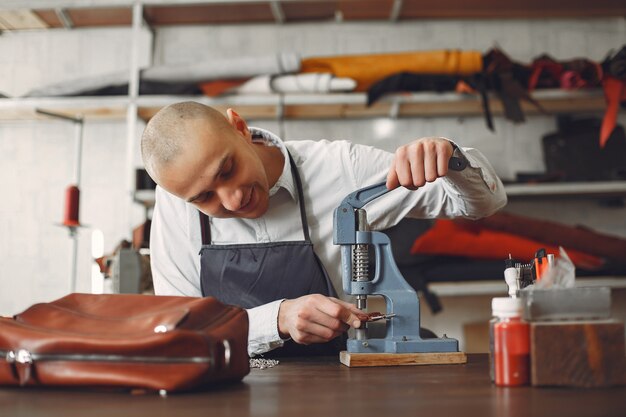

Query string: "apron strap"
[[199, 147, 312, 245], [200, 210, 211, 245], [287, 151, 312, 242]]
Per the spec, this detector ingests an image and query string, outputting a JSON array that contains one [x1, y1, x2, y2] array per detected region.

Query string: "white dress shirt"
[[150, 127, 507, 356]]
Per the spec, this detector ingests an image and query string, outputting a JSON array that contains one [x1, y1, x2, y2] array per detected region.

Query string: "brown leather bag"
[[0, 293, 250, 393]]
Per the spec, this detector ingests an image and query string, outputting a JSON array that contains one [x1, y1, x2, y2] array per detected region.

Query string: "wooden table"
[[1, 354, 625, 417]]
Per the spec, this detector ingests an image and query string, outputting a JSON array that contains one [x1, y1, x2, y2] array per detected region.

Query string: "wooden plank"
[[281, 2, 336, 22], [0, 10, 48, 29], [401, 0, 626, 19], [0, 106, 126, 121], [67, 8, 131, 27], [144, 4, 274, 25], [340, 350, 467, 367], [138, 104, 277, 122], [0, 89, 609, 122], [341, 0, 396, 21], [33, 10, 63, 28]]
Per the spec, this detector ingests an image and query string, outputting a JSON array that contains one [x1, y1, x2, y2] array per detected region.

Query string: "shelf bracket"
[[270, 2, 285, 24], [390, 0, 403, 22], [276, 94, 285, 120], [55, 8, 73, 29], [389, 100, 401, 120]]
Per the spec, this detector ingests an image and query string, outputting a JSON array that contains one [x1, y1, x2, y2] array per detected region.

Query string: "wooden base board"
[[340, 351, 467, 367]]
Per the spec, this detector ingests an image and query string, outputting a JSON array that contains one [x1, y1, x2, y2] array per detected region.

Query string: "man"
[[142, 101, 507, 356]]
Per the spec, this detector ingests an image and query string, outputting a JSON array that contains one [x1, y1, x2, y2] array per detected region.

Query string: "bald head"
[[141, 101, 231, 179]]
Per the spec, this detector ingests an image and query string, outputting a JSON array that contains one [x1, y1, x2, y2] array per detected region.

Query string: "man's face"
[[156, 119, 271, 219]]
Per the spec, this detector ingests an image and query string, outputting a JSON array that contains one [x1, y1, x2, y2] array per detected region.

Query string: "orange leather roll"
[[301, 50, 483, 91]]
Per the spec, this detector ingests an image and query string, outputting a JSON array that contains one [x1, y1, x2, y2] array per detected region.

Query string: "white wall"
[[1, 18, 625, 321], [0, 28, 151, 314]]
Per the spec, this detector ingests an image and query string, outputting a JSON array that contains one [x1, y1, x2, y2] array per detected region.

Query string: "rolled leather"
[[301, 50, 483, 91]]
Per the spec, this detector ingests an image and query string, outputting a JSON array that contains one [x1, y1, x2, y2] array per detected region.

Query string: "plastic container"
[[489, 297, 530, 386]]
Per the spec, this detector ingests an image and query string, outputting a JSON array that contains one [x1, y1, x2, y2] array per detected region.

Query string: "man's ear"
[[226, 108, 251, 140]]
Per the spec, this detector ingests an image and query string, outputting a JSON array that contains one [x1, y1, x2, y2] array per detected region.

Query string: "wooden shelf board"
[[2, 1, 625, 29], [504, 181, 626, 198], [0, 89, 609, 121], [134, 182, 626, 208], [429, 278, 626, 297]]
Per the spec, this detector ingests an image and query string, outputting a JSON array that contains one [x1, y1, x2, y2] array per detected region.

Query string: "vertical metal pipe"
[[69, 116, 83, 293], [69, 227, 78, 293], [125, 1, 143, 234], [73, 117, 84, 185]]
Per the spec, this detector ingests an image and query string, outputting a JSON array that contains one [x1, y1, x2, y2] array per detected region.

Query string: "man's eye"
[[196, 192, 214, 203], [220, 159, 234, 178]]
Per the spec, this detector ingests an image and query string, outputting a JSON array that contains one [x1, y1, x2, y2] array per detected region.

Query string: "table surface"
[[1, 354, 625, 417]]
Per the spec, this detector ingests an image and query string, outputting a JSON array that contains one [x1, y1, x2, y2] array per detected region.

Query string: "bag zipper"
[[2, 349, 216, 365]]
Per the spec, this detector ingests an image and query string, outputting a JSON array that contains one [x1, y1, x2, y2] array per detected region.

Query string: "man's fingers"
[[291, 328, 338, 345], [386, 156, 400, 190], [305, 306, 350, 333], [408, 143, 425, 188], [423, 143, 439, 183], [329, 297, 368, 318], [389, 138, 456, 190], [437, 140, 453, 177], [327, 297, 367, 328], [394, 146, 414, 189], [284, 295, 372, 346]]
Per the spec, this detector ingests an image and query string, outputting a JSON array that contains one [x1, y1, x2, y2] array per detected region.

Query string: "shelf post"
[[126, 1, 144, 234]]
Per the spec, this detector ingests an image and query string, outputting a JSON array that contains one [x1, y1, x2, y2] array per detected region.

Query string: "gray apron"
[[199, 151, 345, 357]]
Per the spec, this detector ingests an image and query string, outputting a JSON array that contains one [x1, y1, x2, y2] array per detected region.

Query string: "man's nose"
[[218, 187, 244, 212]]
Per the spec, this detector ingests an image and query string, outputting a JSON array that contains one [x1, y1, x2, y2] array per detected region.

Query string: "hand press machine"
[[334, 156, 469, 367]]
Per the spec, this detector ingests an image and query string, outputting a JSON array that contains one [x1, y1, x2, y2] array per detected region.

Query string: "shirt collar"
[[249, 127, 297, 201]]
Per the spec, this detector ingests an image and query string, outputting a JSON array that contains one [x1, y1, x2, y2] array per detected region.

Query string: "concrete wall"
[[1, 19, 625, 342]]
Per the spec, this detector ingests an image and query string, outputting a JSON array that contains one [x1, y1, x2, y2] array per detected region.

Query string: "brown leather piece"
[[0, 294, 249, 392]]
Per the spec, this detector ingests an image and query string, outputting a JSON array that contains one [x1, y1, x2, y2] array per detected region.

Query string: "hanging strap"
[[199, 147, 311, 244], [200, 210, 211, 245], [288, 150, 311, 242]]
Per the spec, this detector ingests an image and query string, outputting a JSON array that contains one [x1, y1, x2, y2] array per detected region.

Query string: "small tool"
[[504, 254, 520, 297], [533, 248, 550, 281], [366, 312, 397, 322], [334, 156, 467, 354]]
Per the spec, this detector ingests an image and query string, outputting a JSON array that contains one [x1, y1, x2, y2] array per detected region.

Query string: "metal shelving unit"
[[2, 1, 621, 197]]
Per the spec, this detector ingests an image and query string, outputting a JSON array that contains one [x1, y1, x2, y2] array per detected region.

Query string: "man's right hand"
[[277, 294, 368, 345]]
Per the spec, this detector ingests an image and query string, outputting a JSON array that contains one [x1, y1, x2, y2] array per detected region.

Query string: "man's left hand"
[[386, 137, 454, 190]]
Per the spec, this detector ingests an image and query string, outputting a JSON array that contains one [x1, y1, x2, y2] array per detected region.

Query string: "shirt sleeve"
[[150, 186, 202, 297], [247, 299, 287, 357], [347, 140, 507, 231]]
